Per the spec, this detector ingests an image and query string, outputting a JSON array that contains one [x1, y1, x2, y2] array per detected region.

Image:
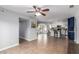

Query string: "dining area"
[[49, 25, 68, 39], [37, 23, 68, 39], [37, 23, 68, 47]]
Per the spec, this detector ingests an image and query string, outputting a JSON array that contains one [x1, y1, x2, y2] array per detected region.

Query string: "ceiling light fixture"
[[35, 12, 41, 16]]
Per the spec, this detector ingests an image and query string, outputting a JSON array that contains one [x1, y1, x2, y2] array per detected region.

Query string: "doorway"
[[19, 18, 28, 43], [68, 17, 75, 40], [37, 23, 48, 46]]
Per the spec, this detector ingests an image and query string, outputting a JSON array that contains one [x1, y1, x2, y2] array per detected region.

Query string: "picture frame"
[[31, 21, 37, 28]]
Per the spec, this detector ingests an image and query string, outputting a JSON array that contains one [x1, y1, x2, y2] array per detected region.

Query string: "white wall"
[[19, 18, 37, 41], [0, 8, 19, 51], [75, 11, 79, 44], [0, 7, 37, 51]]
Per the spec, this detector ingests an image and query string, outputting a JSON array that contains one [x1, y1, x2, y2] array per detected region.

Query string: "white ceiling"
[[0, 5, 79, 22]]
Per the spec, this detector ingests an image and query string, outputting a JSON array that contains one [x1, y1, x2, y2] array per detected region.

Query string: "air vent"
[[69, 5, 74, 8]]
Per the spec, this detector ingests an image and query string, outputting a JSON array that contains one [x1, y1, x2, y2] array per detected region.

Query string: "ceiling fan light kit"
[[35, 12, 41, 16]]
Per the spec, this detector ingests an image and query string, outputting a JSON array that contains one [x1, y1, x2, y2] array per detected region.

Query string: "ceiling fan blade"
[[33, 5, 37, 11], [42, 9, 49, 12], [27, 11, 35, 13], [40, 12, 46, 16], [33, 5, 36, 9], [37, 7, 41, 11]]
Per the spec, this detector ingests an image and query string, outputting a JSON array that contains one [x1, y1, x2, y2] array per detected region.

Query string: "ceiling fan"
[[27, 5, 49, 16]]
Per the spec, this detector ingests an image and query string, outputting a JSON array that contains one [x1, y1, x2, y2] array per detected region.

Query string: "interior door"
[[68, 17, 74, 40]]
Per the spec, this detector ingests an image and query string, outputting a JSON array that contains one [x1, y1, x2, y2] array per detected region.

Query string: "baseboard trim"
[[74, 40, 79, 44], [19, 37, 37, 42], [19, 36, 25, 40], [0, 43, 19, 51]]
